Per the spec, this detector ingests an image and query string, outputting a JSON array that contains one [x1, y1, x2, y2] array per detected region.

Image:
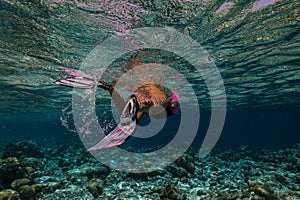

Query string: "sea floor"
[[0, 140, 299, 200]]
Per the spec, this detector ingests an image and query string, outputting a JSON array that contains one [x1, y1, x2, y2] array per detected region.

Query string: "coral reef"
[[0, 141, 299, 199]]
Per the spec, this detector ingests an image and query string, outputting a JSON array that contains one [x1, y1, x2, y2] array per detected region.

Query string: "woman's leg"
[[109, 84, 127, 114]]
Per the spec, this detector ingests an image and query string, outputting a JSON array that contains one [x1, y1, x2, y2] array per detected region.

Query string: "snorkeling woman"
[[54, 53, 179, 151]]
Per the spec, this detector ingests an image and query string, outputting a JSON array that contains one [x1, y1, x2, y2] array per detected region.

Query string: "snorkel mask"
[[169, 93, 179, 114]]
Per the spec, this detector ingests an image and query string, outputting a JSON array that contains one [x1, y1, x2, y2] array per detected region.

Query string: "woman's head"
[[169, 93, 179, 114]]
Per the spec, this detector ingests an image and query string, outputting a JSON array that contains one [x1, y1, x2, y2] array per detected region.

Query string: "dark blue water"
[[216, 108, 300, 150], [1, 107, 298, 152]]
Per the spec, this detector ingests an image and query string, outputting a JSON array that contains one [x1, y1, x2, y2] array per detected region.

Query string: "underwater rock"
[[166, 163, 187, 178], [274, 173, 286, 183], [296, 161, 300, 171], [209, 180, 217, 186], [144, 160, 152, 168], [57, 155, 84, 169], [42, 181, 63, 193], [252, 184, 274, 200], [197, 175, 208, 181], [239, 145, 255, 158], [282, 163, 297, 172], [0, 157, 27, 187], [148, 169, 167, 177], [69, 176, 81, 185], [160, 184, 187, 200], [102, 197, 113, 200], [67, 164, 110, 180], [196, 189, 206, 196], [10, 178, 31, 190], [210, 165, 219, 171], [227, 193, 240, 199], [175, 153, 195, 174], [209, 193, 241, 200], [185, 163, 195, 174], [295, 174, 300, 184], [126, 172, 148, 180], [19, 185, 36, 200], [219, 150, 240, 162], [1, 141, 43, 159], [127, 168, 167, 179], [211, 190, 229, 199], [0, 189, 20, 200], [116, 193, 127, 199], [22, 157, 44, 171], [180, 176, 188, 183], [31, 184, 42, 194], [104, 171, 124, 186], [87, 180, 103, 198], [41, 186, 94, 199]]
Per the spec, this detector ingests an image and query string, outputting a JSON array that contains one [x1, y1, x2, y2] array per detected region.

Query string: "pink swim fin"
[[54, 66, 111, 90], [57, 66, 95, 80], [88, 125, 135, 151], [88, 95, 138, 151], [54, 66, 96, 89], [55, 66, 139, 151]]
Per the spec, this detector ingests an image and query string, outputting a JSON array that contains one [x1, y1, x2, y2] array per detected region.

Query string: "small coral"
[[0, 189, 21, 200], [175, 153, 195, 174], [19, 185, 36, 200], [67, 164, 110, 180], [166, 163, 187, 178], [11, 178, 31, 190], [31, 184, 42, 194], [87, 180, 103, 197], [0, 157, 27, 187], [253, 185, 274, 200], [160, 184, 187, 200], [144, 160, 152, 168]]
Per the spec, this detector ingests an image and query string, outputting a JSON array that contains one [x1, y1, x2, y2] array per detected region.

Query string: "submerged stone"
[[175, 153, 195, 174], [11, 178, 31, 190], [0, 189, 20, 200], [87, 180, 103, 197], [254, 185, 274, 200], [144, 160, 152, 168], [166, 163, 188, 178], [274, 173, 286, 183], [160, 184, 187, 200], [19, 185, 36, 200], [0, 157, 27, 187], [2, 141, 43, 159], [31, 184, 42, 194], [295, 174, 300, 184], [67, 164, 110, 180]]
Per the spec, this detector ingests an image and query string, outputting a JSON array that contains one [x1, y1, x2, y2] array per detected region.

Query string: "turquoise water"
[[0, 1, 300, 199], [0, 1, 300, 152], [1, 0, 299, 146]]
